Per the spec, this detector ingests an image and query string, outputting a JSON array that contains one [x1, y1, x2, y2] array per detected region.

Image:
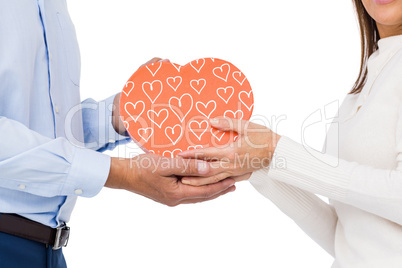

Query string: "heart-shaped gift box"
[[119, 58, 254, 157]]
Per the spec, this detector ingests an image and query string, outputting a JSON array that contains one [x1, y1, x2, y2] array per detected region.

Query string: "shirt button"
[[19, 184, 26, 190], [75, 189, 83, 195], [108, 139, 115, 144], [49, 53, 53, 60], [55, 105, 59, 113]]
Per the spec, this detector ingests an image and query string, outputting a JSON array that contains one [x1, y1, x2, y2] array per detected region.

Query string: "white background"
[[64, 0, 361, 267]]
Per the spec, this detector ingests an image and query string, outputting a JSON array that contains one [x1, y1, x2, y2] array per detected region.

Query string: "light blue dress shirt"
[[0, 0, 130, 227]]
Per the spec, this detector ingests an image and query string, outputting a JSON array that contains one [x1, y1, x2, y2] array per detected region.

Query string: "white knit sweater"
[[250, 34, 402, 268]]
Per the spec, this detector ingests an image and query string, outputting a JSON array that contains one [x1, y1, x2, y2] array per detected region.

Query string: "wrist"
[[105, 157, 130, 190], [262, 132, 281, 168]]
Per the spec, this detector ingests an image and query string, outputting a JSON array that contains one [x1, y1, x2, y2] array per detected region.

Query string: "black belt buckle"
[[52, 223, 70, 250]]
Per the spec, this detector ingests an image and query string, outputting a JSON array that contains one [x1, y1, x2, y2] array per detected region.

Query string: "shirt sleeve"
[[0, 116, 111, 198], [81, 94, 131, 152], [250, 170, 337, 256], [254, 102, 402, 227]]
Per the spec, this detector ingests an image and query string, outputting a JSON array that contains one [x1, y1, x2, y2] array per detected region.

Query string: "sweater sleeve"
[[250, 169, 337, 256], [255, 102, 402, 227]]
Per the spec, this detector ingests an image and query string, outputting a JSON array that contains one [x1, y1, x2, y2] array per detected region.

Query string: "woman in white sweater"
[[179, 0, 402, 267]]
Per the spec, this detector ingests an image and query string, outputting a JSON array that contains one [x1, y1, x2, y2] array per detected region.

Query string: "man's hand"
[[111, 57, 169, 135], [105, 154, 236, 206]]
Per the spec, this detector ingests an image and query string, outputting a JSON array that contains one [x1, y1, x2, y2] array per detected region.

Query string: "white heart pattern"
[[146, 62, 162, 76], [190, 79, 206, 94], [122, 81, 134, 96], [165, 124, 183, 145], [125, 101, 145, 122], [169, 93, 193, 122], [147, 109, 169, 128], [166, 76, 182, 91], [142, 80, 163, 103], [196, 100, 216, 118], [138, 127, 153, 142], [189, 120, 209, 141], [213, 63, 230, 82], [190, 58, 205, 73], [216, 86, 234, 104], [239, 91, 254, 111], [224, 110, 244, 120], [232, 71, 246, 85], [120, 58, 253, 157]]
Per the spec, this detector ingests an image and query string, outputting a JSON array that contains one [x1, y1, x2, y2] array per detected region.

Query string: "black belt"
[[0, 213, 70, 250]]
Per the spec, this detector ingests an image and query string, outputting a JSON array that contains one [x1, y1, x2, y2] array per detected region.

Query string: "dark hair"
[[349, 0, 380, 94]]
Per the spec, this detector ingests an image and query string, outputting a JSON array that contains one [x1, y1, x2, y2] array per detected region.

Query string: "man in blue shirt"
[[0, 1, 236, 267]]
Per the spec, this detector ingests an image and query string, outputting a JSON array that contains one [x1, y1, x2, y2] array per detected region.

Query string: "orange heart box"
[[119, 58, 254, 158]]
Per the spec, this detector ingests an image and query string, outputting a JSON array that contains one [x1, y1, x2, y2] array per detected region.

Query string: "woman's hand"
[[177, 117, 281, 186]]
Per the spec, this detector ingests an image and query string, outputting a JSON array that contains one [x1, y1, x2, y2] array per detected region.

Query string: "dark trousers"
[[0, 231, 67, 268]]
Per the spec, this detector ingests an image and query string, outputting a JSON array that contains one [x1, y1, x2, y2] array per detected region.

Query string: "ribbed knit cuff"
[[267, 136, 351, 201], [250, 167, 338, 256], [250, 169, 316, 222]]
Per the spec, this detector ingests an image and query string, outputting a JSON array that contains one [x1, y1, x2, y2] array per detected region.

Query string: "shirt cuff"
[[103, 94, 130, 143], [63, 146, 111, 197], [82, 94, 131, 151]]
